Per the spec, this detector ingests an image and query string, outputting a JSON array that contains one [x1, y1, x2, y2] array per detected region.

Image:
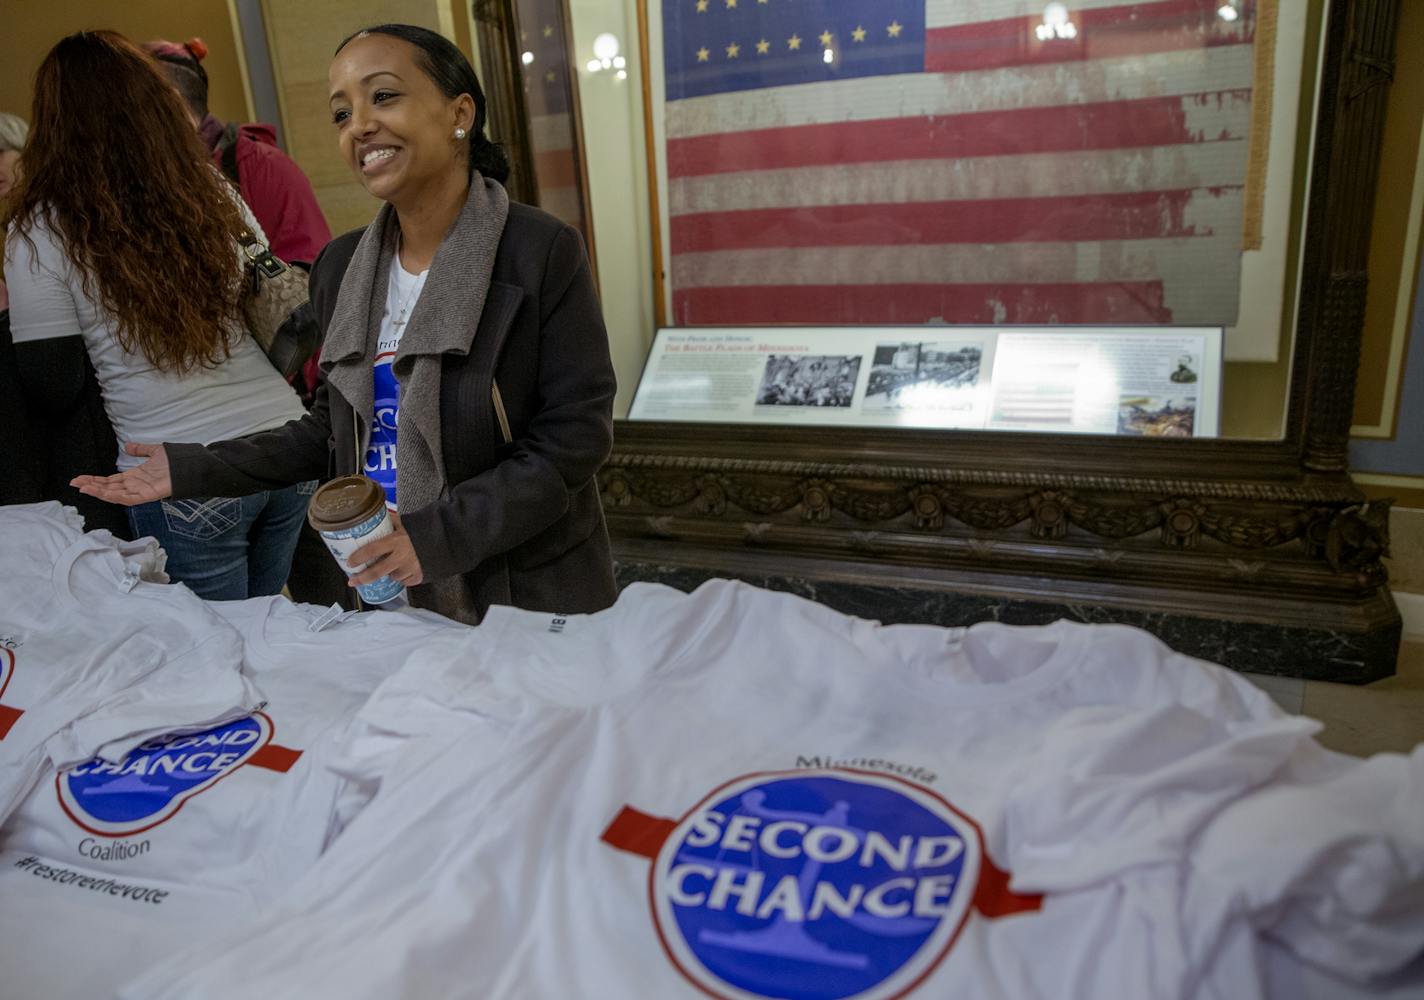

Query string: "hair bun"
[[185, 37, 209, 61]]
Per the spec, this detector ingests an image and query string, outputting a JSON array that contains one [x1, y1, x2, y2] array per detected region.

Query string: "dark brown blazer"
[[168, 202, 618, 618]]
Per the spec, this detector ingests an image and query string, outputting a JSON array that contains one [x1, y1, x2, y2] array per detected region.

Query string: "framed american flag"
[[637, 0, 1304, 360], [510, 0, 598, 271]]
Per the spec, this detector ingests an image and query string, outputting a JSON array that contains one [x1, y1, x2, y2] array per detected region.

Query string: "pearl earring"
[[454, 127, 467, 140]]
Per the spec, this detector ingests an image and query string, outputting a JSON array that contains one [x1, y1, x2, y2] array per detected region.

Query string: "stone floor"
[[1244, 637, 1424, 757]]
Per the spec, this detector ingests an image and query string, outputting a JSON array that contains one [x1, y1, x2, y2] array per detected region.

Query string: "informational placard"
[[628, 326, 1222, 438]]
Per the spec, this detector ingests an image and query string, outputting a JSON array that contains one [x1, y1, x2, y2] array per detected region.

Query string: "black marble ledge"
[[613, 561, 1401, 685]]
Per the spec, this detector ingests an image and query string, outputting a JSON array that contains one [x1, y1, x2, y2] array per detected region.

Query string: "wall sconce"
[[1217, 2, 1240, 21], [586, 32, 628, 79], [1034, 2, 1078, 41]]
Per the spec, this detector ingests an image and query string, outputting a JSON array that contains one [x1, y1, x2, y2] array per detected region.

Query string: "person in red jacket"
[[146, 38, 332, 266]]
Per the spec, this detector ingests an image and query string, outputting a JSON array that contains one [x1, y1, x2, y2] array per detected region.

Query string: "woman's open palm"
[[71, 443, 174, 506]]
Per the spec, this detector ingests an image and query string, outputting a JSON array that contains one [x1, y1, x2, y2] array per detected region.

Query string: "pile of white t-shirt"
[[110, 579, 1424, 1000], [0, 502, 261, 828], [2, 502, 1420, 999], [0, 503, 471, 999]]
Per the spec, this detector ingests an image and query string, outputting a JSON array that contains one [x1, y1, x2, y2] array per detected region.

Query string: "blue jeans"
[[127, 482, 317, 601]]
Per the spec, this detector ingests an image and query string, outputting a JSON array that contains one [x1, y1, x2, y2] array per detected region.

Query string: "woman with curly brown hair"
[[4, 30, 311, 600]]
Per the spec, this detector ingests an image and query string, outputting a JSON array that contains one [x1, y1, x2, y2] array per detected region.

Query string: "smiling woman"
[[74, 23, 620, 625]]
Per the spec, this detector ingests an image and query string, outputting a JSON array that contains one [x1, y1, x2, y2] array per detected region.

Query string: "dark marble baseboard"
[[614, 560, 1402, 685]]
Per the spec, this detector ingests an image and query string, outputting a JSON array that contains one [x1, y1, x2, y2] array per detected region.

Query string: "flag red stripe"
[[925, 0, 1254, 74], [534, 149, 578, 190], [670, 188, 1233, 253], [667, 92, 1249, 180], [672, 282, 1172, 325]]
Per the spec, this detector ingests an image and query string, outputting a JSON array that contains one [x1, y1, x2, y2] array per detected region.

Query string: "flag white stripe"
[[672, 231, 1239, 290], [668, 142, 1248, 215], [666, 45, 1251, 139], [924, 0, 1160, 29]]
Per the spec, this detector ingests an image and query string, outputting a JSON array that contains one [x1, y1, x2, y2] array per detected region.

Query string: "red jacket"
[[199, 115, 331, 265]]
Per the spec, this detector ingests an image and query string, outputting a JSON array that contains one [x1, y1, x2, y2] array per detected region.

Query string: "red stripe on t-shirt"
[[601, 805, 678, 860], [0, 704, 23, 739], [973, 854, 1044, 917], [248, 743, 303, 773]]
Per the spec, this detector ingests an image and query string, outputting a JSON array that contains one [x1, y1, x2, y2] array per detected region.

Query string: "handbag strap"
[[236, 227, 289, 281], [235, 227, 265, 256]]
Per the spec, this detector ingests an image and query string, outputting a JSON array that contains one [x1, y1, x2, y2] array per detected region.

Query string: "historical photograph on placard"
[[863, 342, 983, 412], [1168, 353, 1200, 383], [755, 354, 861, 407], [1117, 395, 1197, 437]]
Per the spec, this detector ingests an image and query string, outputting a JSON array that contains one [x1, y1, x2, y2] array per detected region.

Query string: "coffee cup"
[[306, 475, 406, 606]]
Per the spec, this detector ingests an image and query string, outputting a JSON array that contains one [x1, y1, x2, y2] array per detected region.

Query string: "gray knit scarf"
[[321, 176, 510, 623]]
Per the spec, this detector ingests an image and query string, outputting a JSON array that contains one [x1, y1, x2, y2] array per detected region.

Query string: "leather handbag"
[[236, 228, 320, 379]]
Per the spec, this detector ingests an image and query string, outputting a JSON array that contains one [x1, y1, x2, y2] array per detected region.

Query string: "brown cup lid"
[[306, 475, 387, 532]]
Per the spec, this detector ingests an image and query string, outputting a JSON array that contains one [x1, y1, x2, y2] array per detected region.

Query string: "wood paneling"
[[1, 0, 250, 124], [259, 0, 460, 234]]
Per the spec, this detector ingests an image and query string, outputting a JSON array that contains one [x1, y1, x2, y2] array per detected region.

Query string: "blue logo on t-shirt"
[[57, 714, 272, 836], [365, 354, 399, 508], [650, 771, 980, 1000]]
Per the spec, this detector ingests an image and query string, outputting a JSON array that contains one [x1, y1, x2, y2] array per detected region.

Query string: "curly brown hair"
[[4, 30, 247, 373]]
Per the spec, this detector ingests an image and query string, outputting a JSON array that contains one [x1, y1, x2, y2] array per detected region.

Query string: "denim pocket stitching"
[[160, 497, 243, 541]]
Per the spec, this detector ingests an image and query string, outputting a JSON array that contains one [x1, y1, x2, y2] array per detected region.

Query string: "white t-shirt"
[[125, 580, 1409, 1000], [0, 595, 467, 902], [0, 847, 258, 1000], [364, 259, 428, 509], [1186, 742, 1424, 983], [4, 207, 307, 470], [0, 506, 260, 828]]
